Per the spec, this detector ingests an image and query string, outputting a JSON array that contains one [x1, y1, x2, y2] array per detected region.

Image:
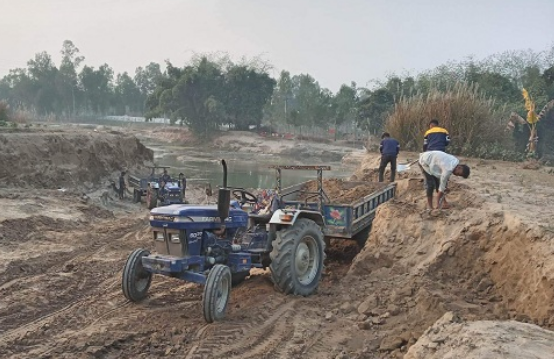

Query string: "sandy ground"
[[1, 126, 554, 358]]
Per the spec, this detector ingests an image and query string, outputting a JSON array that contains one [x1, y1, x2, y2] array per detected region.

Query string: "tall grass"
[[385, 82, 513, 158]]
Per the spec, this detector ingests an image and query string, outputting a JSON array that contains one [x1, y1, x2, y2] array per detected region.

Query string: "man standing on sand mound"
[[418, 151, 470, 210]]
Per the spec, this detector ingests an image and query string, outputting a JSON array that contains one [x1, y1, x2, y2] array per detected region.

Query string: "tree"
[[146, 57, 226, 136], [291, 74, 322, 135], [357, 88, 394, 134], [58, 40, 84, 117], [27, 51, 60, 115], [223, 64, 275, 130], [79, 64, 114, 114], [332, 82, 357, 140], [266, 70, 294, 128], [114, 72, 142, 115]]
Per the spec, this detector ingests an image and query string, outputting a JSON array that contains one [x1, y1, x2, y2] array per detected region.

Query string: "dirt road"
[[1, 127, 554, 358]]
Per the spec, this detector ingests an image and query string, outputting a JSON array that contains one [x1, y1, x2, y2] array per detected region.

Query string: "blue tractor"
[[128, 166, 186, 209], [121, 160, 327, 322]]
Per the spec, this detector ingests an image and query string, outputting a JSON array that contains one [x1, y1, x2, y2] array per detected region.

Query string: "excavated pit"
[[343, 176, 554, 357]]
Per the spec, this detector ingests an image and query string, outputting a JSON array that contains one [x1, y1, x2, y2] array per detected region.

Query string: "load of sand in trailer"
[[296, 178, 388, 204]]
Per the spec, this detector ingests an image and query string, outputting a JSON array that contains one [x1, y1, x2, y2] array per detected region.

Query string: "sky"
[[0, 0, 553, 91]]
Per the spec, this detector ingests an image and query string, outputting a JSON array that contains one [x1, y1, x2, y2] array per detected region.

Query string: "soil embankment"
[[0, 130, 153, 189]]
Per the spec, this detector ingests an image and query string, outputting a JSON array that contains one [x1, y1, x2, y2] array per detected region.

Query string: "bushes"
[[385, 82, 515, 159], [0, 100, 8, 125]]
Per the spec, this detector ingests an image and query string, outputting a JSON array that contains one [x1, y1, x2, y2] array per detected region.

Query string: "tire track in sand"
[[0, 226, 148, 345], [184, 296, 300, 359]]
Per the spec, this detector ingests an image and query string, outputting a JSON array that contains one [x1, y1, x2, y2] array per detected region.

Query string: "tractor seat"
[[248, 213, 273, 225]]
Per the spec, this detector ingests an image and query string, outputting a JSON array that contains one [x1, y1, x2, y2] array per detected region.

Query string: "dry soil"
[[1, 127, 554, 359]]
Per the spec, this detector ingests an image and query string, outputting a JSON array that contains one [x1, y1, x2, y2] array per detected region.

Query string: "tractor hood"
[[164, 182, 181, 191], [149, 204, 248, 226]]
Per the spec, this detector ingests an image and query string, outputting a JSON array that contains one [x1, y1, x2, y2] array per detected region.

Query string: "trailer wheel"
[[133, 189, 141, 203], [122, 248, 152, 302], [270, 218, 326, 296], [203, 264, 232, 323], [147, 188, 158, 209]]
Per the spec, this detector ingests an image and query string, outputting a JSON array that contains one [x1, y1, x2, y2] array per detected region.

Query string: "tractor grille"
[[152, 215, 174, 222]]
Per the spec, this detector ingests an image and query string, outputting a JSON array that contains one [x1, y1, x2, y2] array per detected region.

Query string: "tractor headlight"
[[154, 232, 164, 241], [170, 233, 180, 243], [279, 213, 294, 222], [174, 217, 193, 223]]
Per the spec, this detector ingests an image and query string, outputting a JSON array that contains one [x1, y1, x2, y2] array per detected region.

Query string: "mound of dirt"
[[342, 177, 554, 356], [405, 312, 554, 359], [349, 152, 421, 182], [0, 131, 153, 189], [298, 178, 387, 204]]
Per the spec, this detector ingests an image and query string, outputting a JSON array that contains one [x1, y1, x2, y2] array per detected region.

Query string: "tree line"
[[1, 40, 553, 141]]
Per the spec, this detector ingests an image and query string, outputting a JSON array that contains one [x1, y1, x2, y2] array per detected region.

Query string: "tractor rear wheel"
[[147, 188, 158, 209], [122, 248, 152, 302], [269, 218, 325, 296], [203, 264, 232, 323]]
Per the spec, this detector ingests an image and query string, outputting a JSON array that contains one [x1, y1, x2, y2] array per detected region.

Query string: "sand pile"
[[349, 153, 421, 182], [405, 312, 554, 359], [0, 131, 153, 189], [336, 176, 554, 357]]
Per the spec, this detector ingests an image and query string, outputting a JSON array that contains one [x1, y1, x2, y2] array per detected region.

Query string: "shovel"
[[396, 159, 419, 173]]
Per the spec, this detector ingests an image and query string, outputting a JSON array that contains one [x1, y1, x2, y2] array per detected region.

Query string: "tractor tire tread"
[[122, 248, 152, 302], [269, 218, 325, 296], [203, 264, 232, 323]]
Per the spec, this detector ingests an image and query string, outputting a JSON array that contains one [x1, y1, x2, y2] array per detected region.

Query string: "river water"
[[144, 142, 358, 190]]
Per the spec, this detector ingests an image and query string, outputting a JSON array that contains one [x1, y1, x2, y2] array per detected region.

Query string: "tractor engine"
[[202, 230, 241, 266]]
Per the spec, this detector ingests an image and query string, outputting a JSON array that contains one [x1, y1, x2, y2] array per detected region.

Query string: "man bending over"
[[418, 151, 470, 209]]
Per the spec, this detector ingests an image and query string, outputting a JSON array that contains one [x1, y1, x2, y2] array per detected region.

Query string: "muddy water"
[[146, 143, 357, 189]]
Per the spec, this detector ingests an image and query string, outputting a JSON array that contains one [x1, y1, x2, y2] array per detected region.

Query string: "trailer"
[[272, 166, 396, 245]]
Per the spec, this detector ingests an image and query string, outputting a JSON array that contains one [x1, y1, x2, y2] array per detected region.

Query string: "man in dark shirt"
[[159, 169, 172, 198], [423, 119, 450, 152], [378, 132, 400, 182], [118, 171, 126, 199], [161, 169, 171, 184]]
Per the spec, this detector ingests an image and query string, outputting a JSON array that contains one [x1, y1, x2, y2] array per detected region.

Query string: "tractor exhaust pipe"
[[218, 159, 231, 224], [222, 159, 228, 188]]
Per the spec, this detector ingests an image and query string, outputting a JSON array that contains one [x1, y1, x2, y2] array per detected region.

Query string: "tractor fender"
[[269, 209, 325, 227]]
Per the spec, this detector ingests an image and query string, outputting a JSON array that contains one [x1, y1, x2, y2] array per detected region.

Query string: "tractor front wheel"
[[122, 248, 152, 302], [269, 218, 326, 296], [147, 188, 158, 209], [203, 264, 232, 323]]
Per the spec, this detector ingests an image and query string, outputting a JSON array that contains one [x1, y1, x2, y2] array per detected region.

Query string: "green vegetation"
[[0, 40, 553, 158]]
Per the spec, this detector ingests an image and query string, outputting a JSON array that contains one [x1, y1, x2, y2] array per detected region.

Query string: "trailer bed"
[[281, 179, 396, 239]]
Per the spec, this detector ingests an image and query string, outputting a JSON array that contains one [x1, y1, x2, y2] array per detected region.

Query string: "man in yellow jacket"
[[423, 119, 450, 152]]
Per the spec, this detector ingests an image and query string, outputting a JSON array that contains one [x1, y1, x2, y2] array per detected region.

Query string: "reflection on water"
[[148, 145, 355, 189]]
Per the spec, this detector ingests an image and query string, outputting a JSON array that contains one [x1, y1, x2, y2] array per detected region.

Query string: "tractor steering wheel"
[[232, 189, 258, 204]]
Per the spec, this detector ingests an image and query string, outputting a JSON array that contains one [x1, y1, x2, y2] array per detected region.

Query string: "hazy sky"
[[1, 0, 553, 91]]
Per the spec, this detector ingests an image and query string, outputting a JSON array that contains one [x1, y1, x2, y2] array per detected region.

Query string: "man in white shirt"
[[419, 151, 470, 209]]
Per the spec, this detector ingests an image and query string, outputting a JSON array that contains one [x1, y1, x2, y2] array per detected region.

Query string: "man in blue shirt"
[[378, 132, 400, 182]]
